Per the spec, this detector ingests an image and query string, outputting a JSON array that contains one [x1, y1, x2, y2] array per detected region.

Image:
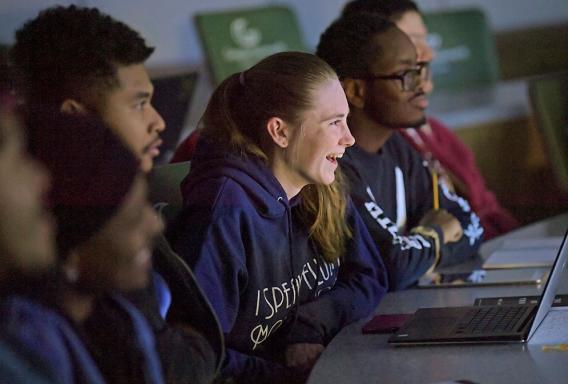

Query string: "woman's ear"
[[342, 78, 366, 109], [60, 99, 88, 115], [266, 117, 290, 149]]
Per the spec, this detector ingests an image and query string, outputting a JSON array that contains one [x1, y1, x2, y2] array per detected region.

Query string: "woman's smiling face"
[[278, 78, 354, 195]]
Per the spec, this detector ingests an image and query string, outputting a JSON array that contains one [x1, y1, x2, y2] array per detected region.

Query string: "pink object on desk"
[[362, 314, 413, 334]]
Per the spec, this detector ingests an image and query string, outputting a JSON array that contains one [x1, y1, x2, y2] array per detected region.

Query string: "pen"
[[542, 344, 568, 352], [432, 170, 439, 210]]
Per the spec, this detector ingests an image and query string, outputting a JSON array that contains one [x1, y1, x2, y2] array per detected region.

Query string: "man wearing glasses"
[[317, 13, 483, 290], [341, 0, 519, 241]]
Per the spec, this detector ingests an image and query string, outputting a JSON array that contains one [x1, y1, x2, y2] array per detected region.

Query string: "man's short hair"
[[316, 13, 395, 79], [11, 5, 154, 107], [341, 0, 419, 21]]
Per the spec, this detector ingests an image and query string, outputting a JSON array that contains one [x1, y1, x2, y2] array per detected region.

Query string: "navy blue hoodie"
[[169, 139, 388, 383]]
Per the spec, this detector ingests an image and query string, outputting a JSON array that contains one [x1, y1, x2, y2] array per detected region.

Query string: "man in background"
[[341, 0, 519, 239]]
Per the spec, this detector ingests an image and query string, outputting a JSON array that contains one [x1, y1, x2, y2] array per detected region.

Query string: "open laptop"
[[417, 268, 549, 288], [389, 229, 568, 346]]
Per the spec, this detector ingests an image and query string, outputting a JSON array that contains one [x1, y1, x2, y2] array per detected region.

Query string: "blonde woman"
[[169, 52, 388, 383]]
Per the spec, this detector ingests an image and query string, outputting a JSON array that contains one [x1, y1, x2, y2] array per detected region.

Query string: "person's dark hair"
[[316, 14, 396, 79], [10, 5, 154, 107], [341, 0, 419, 22], [201, 51, 352, 262]]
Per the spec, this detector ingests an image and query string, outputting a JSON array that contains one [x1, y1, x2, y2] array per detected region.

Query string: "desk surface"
[[307, 213, 568, 384]]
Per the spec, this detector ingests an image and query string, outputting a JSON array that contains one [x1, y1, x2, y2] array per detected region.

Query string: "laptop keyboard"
[[454, 306, 532, 334]]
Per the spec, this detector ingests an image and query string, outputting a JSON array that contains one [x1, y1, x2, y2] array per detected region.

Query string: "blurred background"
[[1, 0, 568, 225], [1, 0, 566, 67]]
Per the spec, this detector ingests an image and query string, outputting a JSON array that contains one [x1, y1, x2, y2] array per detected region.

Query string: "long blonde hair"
[[201, 52, 352, 262]]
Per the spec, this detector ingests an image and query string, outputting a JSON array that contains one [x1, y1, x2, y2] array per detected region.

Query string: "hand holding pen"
[[420, 209, 463, 243]]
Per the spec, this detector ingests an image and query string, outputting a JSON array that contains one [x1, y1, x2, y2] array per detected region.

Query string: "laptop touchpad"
[[405, 308, 464, 336]]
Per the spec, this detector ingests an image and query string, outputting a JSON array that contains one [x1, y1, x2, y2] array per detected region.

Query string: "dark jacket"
[[340, 132, 484, 290], [0, 338, 57, 384], [0, 293, 166, 384], [0, 295, 106, 384], [80, 294, 165, 384], [129, 235, 224, 384], [168, 139, 388, 383]]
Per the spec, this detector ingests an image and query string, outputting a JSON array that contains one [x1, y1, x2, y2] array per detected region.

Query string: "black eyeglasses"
[[356, 63, 429, 92], [417, 61, 431, 82]]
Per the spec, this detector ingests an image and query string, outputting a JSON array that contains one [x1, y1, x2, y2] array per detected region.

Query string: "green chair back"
[[149, 161, 191, 227], [195, 5, 306, 85], [148, 161, 191, 207], [424, 8, 500, 90], [529, 72, 568, 190]]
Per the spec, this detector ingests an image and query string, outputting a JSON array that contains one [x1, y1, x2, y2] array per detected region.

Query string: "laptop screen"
[[527, 228, 568, 340]]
